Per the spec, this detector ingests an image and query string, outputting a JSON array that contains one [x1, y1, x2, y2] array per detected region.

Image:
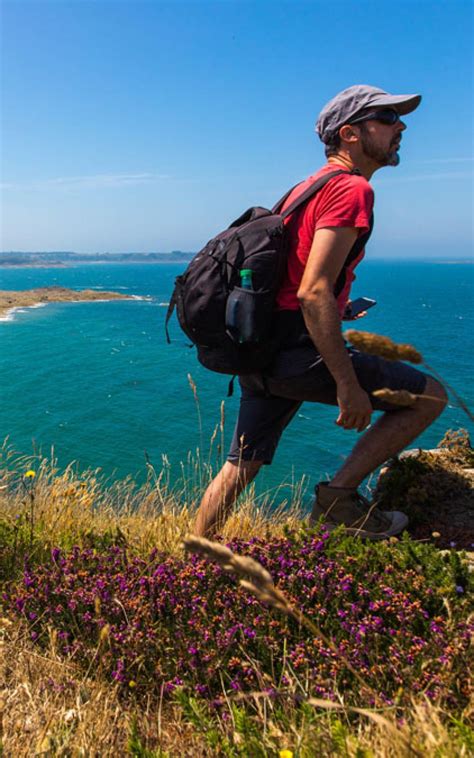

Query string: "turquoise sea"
[[1, 261, 473, 503]]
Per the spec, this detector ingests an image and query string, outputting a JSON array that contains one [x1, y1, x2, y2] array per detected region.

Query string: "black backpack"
[[166, 169, 348, 376]]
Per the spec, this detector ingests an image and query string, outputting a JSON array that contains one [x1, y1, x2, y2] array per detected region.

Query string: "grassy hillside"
[[0, 438, 472, 756]]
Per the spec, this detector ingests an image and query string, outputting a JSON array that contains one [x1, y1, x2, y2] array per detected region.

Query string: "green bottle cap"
[[240, 269, 252, 277]]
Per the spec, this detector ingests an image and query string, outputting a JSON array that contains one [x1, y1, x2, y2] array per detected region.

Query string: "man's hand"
[[342, 301, 368, 321], [336, 383, 373, 431]]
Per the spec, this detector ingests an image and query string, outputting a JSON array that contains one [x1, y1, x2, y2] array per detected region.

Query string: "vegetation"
[[0, 438, 472, 756]]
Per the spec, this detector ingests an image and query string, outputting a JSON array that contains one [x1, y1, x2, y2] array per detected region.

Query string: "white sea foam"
[[0, 302, 47, 323], [0, 311, 15, 322], [0, 296, 146, 324], [86, 285, 128, 290]]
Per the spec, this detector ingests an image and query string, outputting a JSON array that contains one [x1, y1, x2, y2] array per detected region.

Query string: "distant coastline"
[[432, 260, 474, 265], [0, 286, 144, 321], [0, 252, 194, 268], [1, 253, 472, 269]]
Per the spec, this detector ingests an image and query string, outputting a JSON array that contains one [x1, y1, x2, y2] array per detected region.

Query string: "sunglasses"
[[348, 108, 401, 126]]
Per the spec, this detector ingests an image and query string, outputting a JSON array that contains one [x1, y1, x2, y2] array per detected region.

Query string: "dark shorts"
[[227, 344, 428, 464]]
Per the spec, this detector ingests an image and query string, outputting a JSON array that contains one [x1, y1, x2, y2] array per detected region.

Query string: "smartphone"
[[347, 297, 377, 318]]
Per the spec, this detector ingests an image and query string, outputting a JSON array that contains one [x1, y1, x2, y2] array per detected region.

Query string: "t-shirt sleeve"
[[312, 174, 374, 234]]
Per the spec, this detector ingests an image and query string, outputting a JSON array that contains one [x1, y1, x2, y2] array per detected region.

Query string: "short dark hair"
[[324, 131, 341, 158]]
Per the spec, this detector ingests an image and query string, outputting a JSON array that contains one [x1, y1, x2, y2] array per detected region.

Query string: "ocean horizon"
[[1, 260, 473, 506]]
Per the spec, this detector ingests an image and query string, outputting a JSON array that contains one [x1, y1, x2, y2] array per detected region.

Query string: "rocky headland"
[[0, 286, 138, 319]]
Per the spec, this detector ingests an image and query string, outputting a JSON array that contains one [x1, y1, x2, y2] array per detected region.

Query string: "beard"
[[360, 124, 400, 166]]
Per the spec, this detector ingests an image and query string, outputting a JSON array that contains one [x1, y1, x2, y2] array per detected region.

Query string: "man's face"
[[358, 117, 406, 167]]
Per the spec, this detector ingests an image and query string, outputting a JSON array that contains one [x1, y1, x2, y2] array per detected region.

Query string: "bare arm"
[[297, 227, 373, 432]]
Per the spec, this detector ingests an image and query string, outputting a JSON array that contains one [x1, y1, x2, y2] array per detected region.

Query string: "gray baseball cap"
[[316, 84, 422, 143]]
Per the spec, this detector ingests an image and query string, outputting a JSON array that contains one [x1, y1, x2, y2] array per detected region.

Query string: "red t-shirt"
[[276, 164, 374, 315]]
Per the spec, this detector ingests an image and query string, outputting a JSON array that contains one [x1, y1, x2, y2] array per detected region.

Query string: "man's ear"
[[339, 124, 360, 144]]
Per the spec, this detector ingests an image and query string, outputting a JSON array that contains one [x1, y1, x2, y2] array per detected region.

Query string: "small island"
[[0, 286, 139, 319]]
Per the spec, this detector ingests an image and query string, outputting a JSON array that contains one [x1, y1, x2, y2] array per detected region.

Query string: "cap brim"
[[369, 93, 422, 115]]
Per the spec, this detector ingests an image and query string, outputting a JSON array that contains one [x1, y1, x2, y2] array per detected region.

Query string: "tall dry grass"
[[0, 438, 303, 581]]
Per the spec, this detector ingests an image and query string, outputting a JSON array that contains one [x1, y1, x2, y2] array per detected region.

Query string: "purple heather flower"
[[164, 676, 184, 694], [4, 537, 471, 707], [455, 586, 464, 594]]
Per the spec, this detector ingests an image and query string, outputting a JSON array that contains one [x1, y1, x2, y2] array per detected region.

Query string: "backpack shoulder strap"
[[272, 169, 361, 219]]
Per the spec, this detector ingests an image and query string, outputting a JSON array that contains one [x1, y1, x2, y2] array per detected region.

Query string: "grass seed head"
[[230, 555, 274, 588], [239, 580, 288, 612], [344, 330, 423, 364], [183, 535, 234, 564], [184, 535, 274, 588], [372, 388, 418, 407]]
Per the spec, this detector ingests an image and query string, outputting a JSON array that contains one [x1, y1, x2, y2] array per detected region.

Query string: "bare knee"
[[420, 375, 448, 416], [424, 375, 448, 402]]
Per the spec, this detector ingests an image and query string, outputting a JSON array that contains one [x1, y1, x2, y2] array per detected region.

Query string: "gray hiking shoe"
[[309, 482, 409, 540]]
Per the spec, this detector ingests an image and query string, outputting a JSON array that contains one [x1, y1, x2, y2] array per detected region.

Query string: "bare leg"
[[330, 376, 447, 488], [193, 459, 263, 538]]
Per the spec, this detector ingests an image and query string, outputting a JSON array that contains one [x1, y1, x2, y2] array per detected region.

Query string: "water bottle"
[[240, 268, 253, 290], [225, 268, 257, 343]]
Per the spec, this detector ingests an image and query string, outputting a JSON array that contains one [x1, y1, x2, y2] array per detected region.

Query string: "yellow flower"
[[128, 680, 137, 689], [279, 752, 293, 758], [25, 470, 36, 478]]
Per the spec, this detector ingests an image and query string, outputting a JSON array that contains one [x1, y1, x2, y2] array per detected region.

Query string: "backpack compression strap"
[[165, 290, 177, 344], [271, 168, 361, 219]]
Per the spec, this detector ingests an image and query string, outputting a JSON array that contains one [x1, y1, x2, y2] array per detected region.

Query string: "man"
[[194, 84, 447, 540]]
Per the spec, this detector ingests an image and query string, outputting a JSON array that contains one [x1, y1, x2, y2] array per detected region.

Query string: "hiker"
[[193, 84, 447, 540]]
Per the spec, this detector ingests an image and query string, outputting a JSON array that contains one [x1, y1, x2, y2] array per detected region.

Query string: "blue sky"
[[1, 0, 472, 257]]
